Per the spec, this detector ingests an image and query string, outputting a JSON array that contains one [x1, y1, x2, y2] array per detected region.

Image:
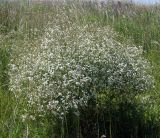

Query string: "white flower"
[[9, 11, 154, 120]]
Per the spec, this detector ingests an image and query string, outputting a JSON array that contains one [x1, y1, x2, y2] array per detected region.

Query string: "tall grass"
[[1, 1, 160, 138]]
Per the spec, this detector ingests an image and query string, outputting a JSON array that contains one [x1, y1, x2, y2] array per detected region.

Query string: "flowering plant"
[[9, 12, 154, 120]]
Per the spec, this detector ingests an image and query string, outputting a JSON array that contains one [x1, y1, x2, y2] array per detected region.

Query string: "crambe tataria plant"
[[9, 11, 154, 120]]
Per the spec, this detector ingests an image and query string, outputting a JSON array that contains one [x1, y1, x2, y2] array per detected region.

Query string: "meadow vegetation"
[[0, 1, 160, 138]]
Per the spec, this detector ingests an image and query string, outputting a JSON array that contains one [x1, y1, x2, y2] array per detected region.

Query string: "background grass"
[[1, 1, 160, 137]]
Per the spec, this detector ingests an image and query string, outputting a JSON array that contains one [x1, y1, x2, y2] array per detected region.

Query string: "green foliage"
[[0, 1, 160, 138]]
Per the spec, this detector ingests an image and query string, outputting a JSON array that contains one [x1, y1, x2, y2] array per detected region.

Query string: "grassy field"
[[1, 1, 160, 138]]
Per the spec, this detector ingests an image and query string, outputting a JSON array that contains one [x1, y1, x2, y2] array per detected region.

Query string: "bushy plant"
[[9, 10, 154, 122]]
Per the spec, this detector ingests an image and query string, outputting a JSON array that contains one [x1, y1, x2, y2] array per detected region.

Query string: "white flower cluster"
[[9, 13, 154, 120]]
